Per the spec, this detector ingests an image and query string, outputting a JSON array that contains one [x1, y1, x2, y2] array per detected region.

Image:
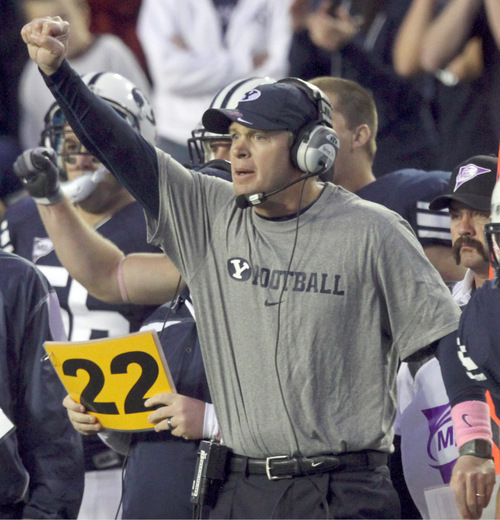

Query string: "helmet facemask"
[[188, 76, 276, 166], [485, 181, 500, 284]]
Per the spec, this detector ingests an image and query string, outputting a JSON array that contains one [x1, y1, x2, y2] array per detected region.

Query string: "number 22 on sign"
[[44, 330, 176, 431]]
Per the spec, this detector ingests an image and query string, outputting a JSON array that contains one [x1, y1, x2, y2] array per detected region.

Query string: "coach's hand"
[[21, 16, 69, 76], [14, 147, 64, 205]]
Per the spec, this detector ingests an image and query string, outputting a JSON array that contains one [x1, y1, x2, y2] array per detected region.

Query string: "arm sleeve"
[[436, 330, 486, 407], [42, 61, 160, 217]]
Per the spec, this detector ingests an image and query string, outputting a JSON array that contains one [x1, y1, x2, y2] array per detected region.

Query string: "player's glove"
[[14, 147, 64, 205]]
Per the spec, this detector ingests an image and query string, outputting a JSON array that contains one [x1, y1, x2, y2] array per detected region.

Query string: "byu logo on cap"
[[239, 89, 261, 102]]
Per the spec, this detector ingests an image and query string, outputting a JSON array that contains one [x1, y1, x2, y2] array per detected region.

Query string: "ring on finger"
[[167, 417, 173, 430], [476, 493, 485, 498]]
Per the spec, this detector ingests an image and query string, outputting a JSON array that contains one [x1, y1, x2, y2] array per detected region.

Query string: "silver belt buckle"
[[265, 455, 292, 480]]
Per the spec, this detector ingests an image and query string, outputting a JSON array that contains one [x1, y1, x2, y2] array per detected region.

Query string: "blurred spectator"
[[394, 0, 495, 170], [19, 0, 150, 149], [289, 0, 440, 176], [86, 0, 149, 77], [0, 1, 28, 212], [420, 0, 500, 164], [136, 0, 292, 164]]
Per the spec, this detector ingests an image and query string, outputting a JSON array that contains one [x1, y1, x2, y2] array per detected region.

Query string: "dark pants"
[[208, 465, 400, 519]]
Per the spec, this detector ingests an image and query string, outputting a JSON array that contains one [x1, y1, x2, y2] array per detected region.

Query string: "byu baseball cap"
[[202, 82, 318, 135], [429, 155, 498, 211]]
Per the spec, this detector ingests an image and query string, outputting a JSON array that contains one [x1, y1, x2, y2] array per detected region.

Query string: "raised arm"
[[484, 0, 500, 50], [21, 17, 161, 217], [38, 198, 181, 305], [14, 148, 182, 306], [393, 0, 437, 77], [420, 0, 482, 72]]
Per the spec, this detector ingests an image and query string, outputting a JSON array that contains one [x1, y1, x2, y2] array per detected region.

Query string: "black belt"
[[228, 451, 388, 480]]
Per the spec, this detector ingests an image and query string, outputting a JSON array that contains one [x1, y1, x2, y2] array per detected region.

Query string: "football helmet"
[[41, 72, 156, 201], [187, 76, 275, 165], [485, 180, 500, 275]]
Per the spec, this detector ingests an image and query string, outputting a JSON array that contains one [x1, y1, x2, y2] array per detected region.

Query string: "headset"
[[277, 77, 339, 177]]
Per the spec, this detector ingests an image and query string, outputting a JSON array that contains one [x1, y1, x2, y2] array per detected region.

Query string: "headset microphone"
[[235, 170, 322, 209]]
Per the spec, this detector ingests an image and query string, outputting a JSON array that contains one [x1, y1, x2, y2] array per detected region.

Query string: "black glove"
[[14, 147, 64, 205]]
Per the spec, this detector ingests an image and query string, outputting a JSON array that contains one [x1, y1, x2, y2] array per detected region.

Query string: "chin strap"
[[61, 165, 108, 203]]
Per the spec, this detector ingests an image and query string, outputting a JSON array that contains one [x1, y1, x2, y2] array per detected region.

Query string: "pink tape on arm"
[[451, 400, 493, 449], [117, 256, 130, 304]]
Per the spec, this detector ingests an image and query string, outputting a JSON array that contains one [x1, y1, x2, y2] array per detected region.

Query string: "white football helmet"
[[41, 72, 156, 202], [188, 76, 276, 165], [485, 180, 500, 274]]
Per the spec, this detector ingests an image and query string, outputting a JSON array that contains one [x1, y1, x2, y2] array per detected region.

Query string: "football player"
[[436, 180, 500, 519], [3, 71, 161, 519]]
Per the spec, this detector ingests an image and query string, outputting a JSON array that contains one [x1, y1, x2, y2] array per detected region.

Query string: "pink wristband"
[[117, 257, 130, 303], [451, 400, 493, 449]]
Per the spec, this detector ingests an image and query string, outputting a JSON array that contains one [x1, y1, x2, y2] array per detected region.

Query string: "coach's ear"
[[351, 124, 371, 151]]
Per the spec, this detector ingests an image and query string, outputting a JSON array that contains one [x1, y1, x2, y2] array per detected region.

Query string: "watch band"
[[459, 439, 493, 460]]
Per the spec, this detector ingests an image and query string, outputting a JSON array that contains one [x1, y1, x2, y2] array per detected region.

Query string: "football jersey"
[[0, 250, 84, 518], [456, 279, 500, 410], [1, 196, 160, 340]]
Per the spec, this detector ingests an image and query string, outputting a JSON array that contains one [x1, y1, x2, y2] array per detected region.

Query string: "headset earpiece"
[[291, 122, 339, 175], [277, 78, 340, 176]]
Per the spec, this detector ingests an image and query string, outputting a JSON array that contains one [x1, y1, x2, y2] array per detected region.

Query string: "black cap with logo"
[[429, 155, 498, 211]]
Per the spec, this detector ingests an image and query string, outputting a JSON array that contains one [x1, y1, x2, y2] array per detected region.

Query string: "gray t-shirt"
[[147, 151, 460, 458]]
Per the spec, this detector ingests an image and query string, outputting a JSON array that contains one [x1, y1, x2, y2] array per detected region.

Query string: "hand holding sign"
[[45, 330, 176, 431]]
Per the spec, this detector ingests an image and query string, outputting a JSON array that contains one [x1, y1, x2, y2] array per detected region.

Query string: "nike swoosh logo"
[[462, 414, 472, 427], [311, 461, 323, 467], [237, 117, 253, 125], [264, 300, 281, 307]]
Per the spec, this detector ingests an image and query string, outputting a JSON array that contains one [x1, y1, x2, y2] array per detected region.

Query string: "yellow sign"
[[44, 330, 176, 431]]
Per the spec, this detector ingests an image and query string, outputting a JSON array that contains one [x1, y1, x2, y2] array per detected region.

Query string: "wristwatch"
[[459, 439, 493, 460]]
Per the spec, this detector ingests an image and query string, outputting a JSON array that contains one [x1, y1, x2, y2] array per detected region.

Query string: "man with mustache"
[[395, 155, 498, 518], [430, 155, 498, 307]]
